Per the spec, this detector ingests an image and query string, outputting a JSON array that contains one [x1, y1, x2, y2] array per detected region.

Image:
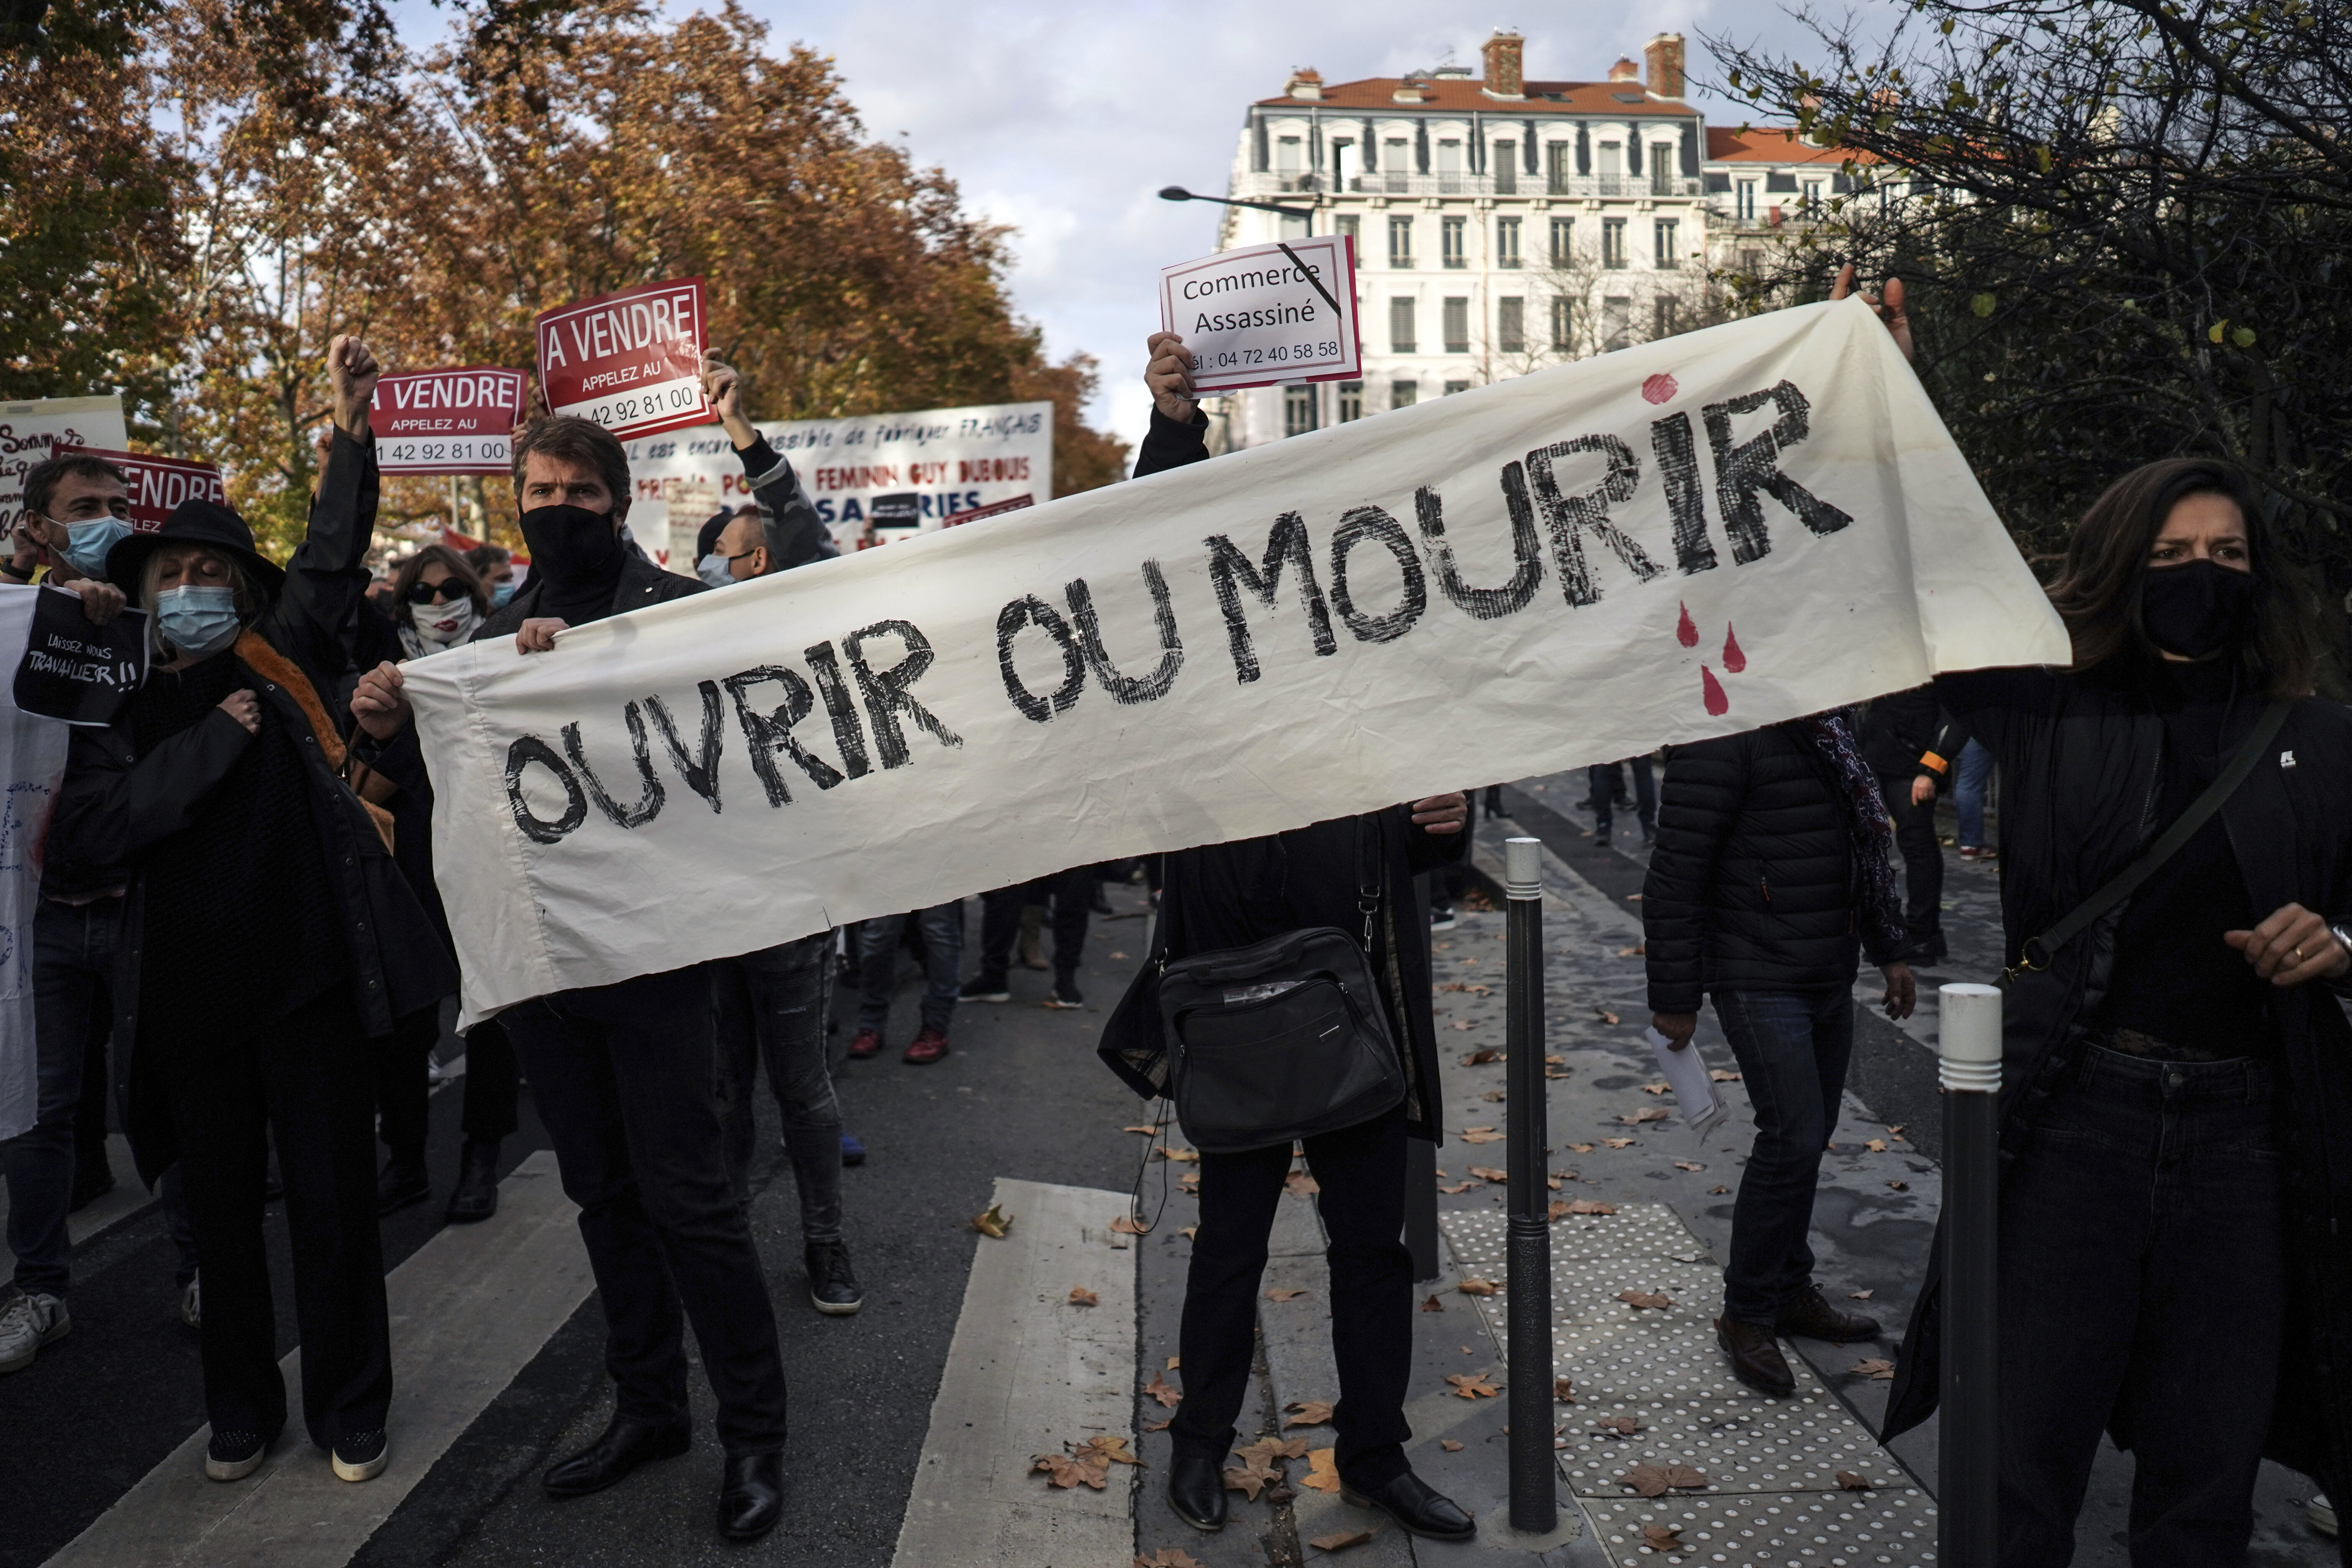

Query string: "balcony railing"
[[1231, 171, 1704, 202]]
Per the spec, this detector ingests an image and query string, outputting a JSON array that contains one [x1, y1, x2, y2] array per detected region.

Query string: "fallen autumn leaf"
[[1852, 1358, 1896, 1380], [1307, 1528, 1377, 1552], [1445, 1372, 1501, 1399], [1068, 1287, 1099, 1307], [1836, 1471, 1874, 1491], [973, 1203, 1013, 1238], [1563, 1199, 1619, 1215], [1554, 1377, 1576, 1402], [1420, 1294, 1446, 1312], [1144, 1371, 1184, 1406], [1469, 1166, 1508, 1183], [1299, 1450, 1341, 1493], [1439, 1438, 1464, 1452], [1265, 1287, 1308, 1302], [1283, 1401, 1334, 1427], [1617, 1289, 1674, 1310], [1456, 1277, 1499, 1296]]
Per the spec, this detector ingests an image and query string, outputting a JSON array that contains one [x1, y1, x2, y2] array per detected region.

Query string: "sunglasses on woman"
[[407, 578, 470, 604]]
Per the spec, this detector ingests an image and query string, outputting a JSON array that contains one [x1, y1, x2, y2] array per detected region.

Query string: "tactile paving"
[[1443, 1202, 1715, 1267], [1555, 1393, 1892, 1496], [1581, 1488, 1938, 1564]]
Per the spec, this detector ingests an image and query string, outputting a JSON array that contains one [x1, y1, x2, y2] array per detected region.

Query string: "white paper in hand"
[[1645, 1026, 1730, 1141]]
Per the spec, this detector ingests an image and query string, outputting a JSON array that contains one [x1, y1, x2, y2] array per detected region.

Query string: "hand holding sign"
[[328, 335, 383, 441], [536, 277, 713, 440], [1146, 332, 1199, 422], [1158, 234, 1360, 395]]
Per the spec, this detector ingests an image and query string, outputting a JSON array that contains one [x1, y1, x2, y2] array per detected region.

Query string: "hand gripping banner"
[[404, 298, 2069, 1024]]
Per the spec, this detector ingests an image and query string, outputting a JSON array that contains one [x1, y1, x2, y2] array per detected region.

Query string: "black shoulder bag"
[[1150, 819, 1408, 1153], [2000, 696, 2293, 987]]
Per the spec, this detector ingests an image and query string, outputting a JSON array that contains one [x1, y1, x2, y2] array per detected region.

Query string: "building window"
[[1389, 296, 1417, 352], [1390, 379, 1418, 410], [1284, 384, 1319, 437], [1548, 216, 1574, 269], [1740, 247, 1764, 278], [1383, 138, 1409, 192], [1735, 180, 1757, 223], [1436, 138, 1464, 192], [1598, 141, 1623, 193], [1338, 381, 1364, 422], [1441, 216, 1466, 269], [1443, 381, 1471, 396], [1650, 150, 1676, 196], [1546, 142, 1571, 194], [1802, 178, 1824, 213], [1493, 140, 1516, 194], [1550, 296, 1574, 351], [1280, 210, 1309, 240], [1442, 297, 1470, 353], [1602, 217, 1627, 270], [1497, 296, 1525, 354], [1334, 213, 1359, 243], [1603, 295, 1631, 351], [1654, 297, 1680, 339], [1495, 216, 1521, 269], [1276, 135, 1303, 190], [1387, 215, 1414, 268], [1654, 217, 1679, 268]]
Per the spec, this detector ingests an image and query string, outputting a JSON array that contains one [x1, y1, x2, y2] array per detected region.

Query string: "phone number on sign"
[[1191, 341, 1343, 370], [382, 438, 511, 466], [572, 384, 703, 429]]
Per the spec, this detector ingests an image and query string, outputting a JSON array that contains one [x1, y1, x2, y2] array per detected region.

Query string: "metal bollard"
[[1503, 837, 1556, 1534], [1937, 983, 2002, 1567]]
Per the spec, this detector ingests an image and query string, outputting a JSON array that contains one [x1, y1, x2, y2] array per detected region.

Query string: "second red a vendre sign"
[[52, 447, 225, 532], [373, 369, 529, 476], [535, 278, 713, 441]]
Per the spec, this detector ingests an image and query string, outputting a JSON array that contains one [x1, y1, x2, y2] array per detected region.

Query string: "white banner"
[[405, 299, 2068, 1025], [624, 400, 1052, 560], [0, 588, 72, 1141], [0, 394, 129, 541]]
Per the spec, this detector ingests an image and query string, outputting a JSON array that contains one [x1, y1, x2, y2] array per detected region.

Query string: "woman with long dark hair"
[[1845, 278, 2352, 1564]]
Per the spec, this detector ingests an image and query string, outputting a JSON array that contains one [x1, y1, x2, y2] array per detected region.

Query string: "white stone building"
[[1201, 32, 1879, 451]]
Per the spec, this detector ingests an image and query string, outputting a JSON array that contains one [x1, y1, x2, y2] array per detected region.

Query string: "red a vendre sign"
[[535, 278, 714, 441], [51, 446, 225, 533], [372, 368, 529, 476]]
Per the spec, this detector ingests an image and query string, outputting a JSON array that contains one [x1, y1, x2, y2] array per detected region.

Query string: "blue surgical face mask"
[[696, 552, 737, 589], [54, 515, 131, 578], [154, 585, 243, 658], [491, 580, 518, 609]]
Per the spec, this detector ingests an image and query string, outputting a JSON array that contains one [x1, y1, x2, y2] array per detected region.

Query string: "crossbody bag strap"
[[2003, 695, 2294, 986], [1356, 814, 1382, 949]]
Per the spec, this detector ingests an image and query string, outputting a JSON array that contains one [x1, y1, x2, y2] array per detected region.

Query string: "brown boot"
[[1715, 1316, 1795, 1396], [1775, 1282, 1881, 1343]]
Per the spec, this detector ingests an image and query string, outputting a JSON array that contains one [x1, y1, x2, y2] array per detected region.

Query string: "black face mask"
[[518, 504, 623, 586], [2140, 558, 2257, 660]]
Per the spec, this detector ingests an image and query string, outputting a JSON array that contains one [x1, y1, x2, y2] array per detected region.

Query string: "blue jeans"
[[1953, 739, 1994, 848], [1588, 756, 1656, 836], [3, 897, 120, 1297], [713, 934, 844, 1240], [1710, 985, 1855, 1326], [1996, 1048, 2283, 1567], [857, 903, 963, 1033]]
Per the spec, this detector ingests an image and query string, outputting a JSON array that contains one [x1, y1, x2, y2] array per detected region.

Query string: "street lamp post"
[[1157, 184, 1315, 235]]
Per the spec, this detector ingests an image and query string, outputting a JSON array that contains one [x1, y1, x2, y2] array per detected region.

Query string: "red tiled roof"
[[1257, 78, 1699, 117], [1705, 126, 1879, 164]]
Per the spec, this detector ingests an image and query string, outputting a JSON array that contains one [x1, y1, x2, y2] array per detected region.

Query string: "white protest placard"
[[373, 368, 528, 476], [1161, 234, 1359, 394], [403, 297, 2068, 1025], [0, 394, 129, 540], [624, 400, 1052, 555], [0, 586, 71, 1141], [535, 277, 713, 440]]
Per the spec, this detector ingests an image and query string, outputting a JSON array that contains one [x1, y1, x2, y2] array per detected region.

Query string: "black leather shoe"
[[1167, 1454, 1228, 1531], [1776, 1282, 1881, 1343], [374, 1158, 429, 1217], [719, 1451, 784, 1540], [805, 1241, 864, 1316], [542, 1415, 692, 1499], [444, 1140, 501, 1224], [1341, 1470, 1477, 1542], [1717, 1316, 1797, 1396]]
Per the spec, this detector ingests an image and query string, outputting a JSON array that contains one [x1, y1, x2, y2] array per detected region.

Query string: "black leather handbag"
[[1150, 820, 1406, 1153]]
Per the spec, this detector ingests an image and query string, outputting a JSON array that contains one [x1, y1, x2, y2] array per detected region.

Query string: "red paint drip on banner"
[[1701, 666, 1729, 715], [1642, 373, 1679, 404], [1722, 623, 1746, 673], [1675, 602, 1698, 647]]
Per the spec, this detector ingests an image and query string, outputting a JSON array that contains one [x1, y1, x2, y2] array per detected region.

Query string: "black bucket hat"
[[105, 498, 288, 602]]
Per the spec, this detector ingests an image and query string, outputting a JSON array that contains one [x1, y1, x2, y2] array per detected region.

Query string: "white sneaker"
[[0, 1289, 69, 1374], [2311, 1492, 2338, 1537]]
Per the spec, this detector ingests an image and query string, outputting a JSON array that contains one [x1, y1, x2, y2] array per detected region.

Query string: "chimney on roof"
[[1645, 33, 1685, 99], [1481, 29, 1525, 98], [1285, 67, 1323, 99], [1607, 56, 1640, 83]]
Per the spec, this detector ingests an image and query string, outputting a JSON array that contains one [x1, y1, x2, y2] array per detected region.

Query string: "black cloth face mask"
[[2140, 558, 2257, 660], [518, 504, 624, 587]]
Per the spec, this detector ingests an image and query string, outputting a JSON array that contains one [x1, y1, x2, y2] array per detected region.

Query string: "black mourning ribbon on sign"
[[1276, 242, 1344, 317]]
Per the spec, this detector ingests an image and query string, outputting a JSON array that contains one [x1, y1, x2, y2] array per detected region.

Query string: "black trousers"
[[168, 986, 391, 1448], [372, 1005, 439, 1166], [459, 1017, 519, 1142], [1171, 1105, 1413, 1486], [504, 964, 788, 1454], [1996, 1048, 2283, 1567], [1874, 772, 1945, 944], [975, 867, 1091, 981]]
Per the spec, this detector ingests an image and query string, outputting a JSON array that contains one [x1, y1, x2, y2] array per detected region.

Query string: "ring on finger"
[[2295, 945, 2306, 962]]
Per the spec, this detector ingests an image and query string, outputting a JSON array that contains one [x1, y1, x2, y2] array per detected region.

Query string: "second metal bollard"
[[1503, 836, 1556, 1534], [1937, 982, 2002, 1567]]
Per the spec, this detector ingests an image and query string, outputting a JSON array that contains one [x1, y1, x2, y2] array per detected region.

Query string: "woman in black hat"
[[47, 337, 456, 1486]]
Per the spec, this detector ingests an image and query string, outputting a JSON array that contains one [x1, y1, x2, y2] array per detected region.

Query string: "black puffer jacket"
[[1643, 724, 1904, 1013], [1883, 665, 2352, 1537]]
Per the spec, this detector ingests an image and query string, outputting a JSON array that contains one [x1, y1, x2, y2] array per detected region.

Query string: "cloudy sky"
[[394, 1, 1889, 460]]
